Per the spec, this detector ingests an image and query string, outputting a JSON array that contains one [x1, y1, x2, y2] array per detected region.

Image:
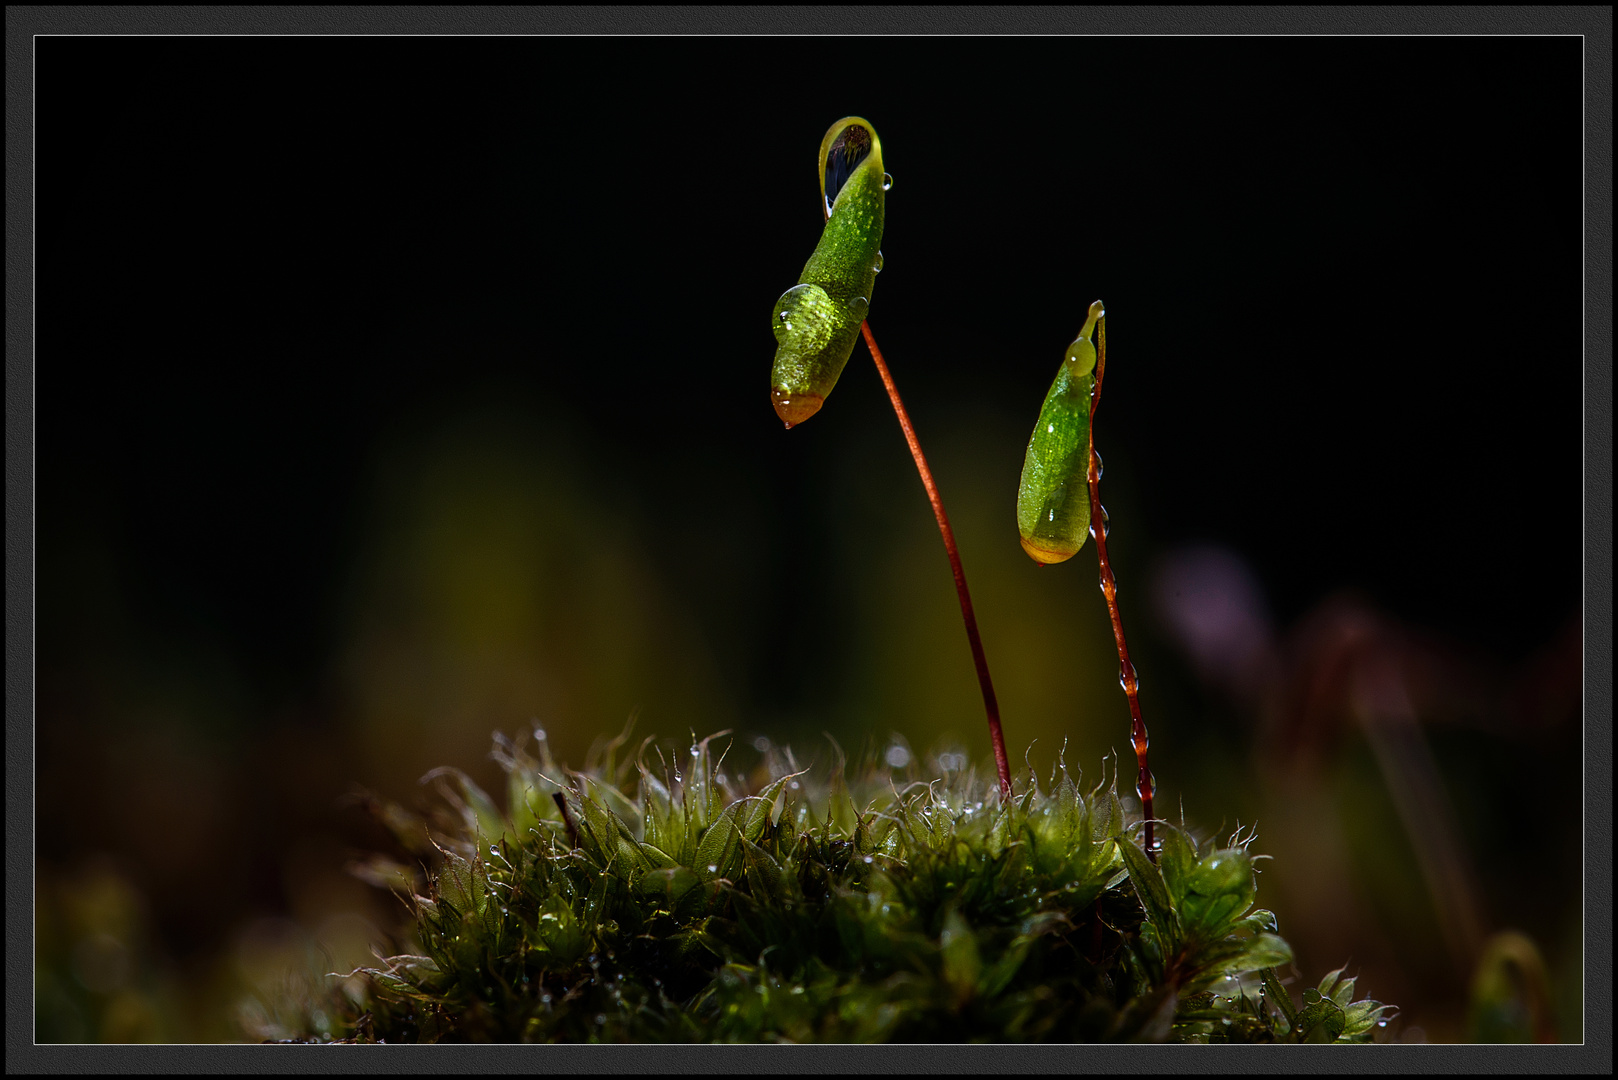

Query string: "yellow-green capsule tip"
[[1079, 300, 1105, 340], [819, 117, 881, 221]]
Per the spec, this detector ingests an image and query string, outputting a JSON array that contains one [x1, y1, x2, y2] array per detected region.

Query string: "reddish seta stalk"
[[860, 320, 1014, 801], [1085, 314, 1156, 860]]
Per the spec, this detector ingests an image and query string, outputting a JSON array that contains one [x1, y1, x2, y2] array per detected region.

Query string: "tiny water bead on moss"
[[280, 730, 1392, 1043]]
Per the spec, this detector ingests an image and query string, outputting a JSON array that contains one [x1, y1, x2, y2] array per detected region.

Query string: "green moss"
[[283, 729, 1393, 1043]]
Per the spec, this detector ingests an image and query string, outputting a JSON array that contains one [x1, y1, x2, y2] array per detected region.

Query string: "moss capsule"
[[1017, 301, 1105, 564], [769, 117, 886, 427]]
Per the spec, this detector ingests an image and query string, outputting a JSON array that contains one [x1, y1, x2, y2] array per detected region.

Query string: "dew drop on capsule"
[[849, 296, 869, 321], [873, 251, 884, 273], [882, 173, 893, 191]]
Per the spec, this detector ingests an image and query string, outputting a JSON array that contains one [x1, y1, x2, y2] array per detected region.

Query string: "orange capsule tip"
[[772, 387, 825, 428], [1019, 536, 1079, 565]]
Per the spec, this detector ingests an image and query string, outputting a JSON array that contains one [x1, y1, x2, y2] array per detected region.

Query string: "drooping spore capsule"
[[769, 117, 886, 428], [1016, 300, 1106, 564]]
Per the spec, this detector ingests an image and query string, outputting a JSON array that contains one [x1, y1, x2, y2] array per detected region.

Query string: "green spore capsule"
[[770, 117, 886, 428], [1017, 300, 1105, 564]]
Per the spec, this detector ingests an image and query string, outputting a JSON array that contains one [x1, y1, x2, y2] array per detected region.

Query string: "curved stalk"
[[860, 320, 1012, 800]]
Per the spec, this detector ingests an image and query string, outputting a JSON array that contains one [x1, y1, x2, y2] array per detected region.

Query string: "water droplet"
[[882, 172, 893, 191], [790, 781, 801, 790], [752, 736, 770, 752], [873, 251, 884, 273], [849, 295, 869, 320], [673, 769, 682, 783], [595, 1013, 607, 1026], [707, 864, 718, 874], [1377, 1020, 1388, 1028], [863, 855, 873, 864], [541, 993, 552, 1004], [691, 746, 701, 758]]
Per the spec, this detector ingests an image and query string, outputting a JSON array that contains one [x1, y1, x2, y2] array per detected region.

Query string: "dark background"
[[34, 37, 1584, 1042]]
